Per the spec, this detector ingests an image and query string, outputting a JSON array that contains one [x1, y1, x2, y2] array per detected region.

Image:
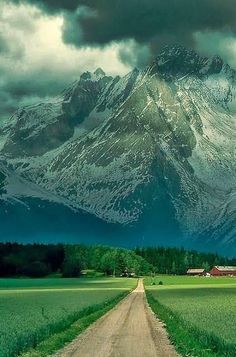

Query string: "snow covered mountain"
[[0, 45, 235, 254]]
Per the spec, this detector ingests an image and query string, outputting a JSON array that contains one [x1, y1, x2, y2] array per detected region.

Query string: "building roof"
[[213, 266, 236, 271], [187, 268, 205, 274]]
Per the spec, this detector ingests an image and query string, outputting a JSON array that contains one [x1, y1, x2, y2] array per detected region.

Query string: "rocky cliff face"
[[0, 45, 235, 254]]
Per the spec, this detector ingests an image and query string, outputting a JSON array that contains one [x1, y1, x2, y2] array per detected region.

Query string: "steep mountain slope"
[[0, 46, 235, 254]]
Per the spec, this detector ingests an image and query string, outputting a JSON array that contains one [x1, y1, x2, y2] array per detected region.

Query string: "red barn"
[[210, 266, 236, 276]]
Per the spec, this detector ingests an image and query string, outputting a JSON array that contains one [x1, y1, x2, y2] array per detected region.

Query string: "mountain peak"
[[80, 71, 92, 81], [79, 68, 106, 82], [152, 44, 223, 78], [94, 67, 106, 78], [158, 44, 196, 59]]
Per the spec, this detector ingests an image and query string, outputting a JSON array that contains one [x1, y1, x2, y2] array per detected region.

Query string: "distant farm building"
[[210, 266, 236, 276], [187, 268, 206, 276]]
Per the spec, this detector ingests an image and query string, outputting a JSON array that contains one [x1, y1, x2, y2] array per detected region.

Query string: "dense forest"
[[0, 243, 235, 278], [135, 247, 236, 274], [0, 243, 151, 278]]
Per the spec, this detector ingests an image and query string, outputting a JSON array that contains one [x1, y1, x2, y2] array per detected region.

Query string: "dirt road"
[[55, 279, 179, 357]]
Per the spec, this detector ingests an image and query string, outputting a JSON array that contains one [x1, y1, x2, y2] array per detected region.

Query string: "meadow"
[[145, 276, 236, 357], [0, 277, 137, 357]]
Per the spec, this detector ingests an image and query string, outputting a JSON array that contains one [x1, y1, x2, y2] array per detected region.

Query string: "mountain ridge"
[[0, 45, 235, 255]]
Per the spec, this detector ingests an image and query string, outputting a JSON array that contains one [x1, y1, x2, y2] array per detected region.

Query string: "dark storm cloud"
[[11, 0, 236, 50], [3, 0, 236, 122], [66, 0, 236, 47]]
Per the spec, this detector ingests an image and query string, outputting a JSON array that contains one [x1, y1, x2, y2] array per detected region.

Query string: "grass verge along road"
[[145, 276, 236, 357]]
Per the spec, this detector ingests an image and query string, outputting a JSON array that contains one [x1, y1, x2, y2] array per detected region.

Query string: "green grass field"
[[146, 274, 236, 286], [0, 277, 136, 290], [0, 277, 137, 357], [145, 276, 236, 357]]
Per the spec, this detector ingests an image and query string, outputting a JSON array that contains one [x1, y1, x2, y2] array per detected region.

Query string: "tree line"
[[0, 243, 235, 278], [0, 243, 151, 278], [0, 243, 65, 277], [135, 246, 236, 275]]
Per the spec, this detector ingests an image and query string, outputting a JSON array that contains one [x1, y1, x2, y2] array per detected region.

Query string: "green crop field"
[[0, 277, 136, 290], [145, 274, 236, 286], [0, 277, 136, 357], [145, 276, 236, 357]]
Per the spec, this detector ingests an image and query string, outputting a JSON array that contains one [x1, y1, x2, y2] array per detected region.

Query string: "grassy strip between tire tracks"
[[146, 291, 236, 357], [20, 290, 130, 357]]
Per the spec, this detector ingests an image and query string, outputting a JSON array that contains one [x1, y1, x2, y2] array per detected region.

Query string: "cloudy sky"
[[1, 0, 236, 122]]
